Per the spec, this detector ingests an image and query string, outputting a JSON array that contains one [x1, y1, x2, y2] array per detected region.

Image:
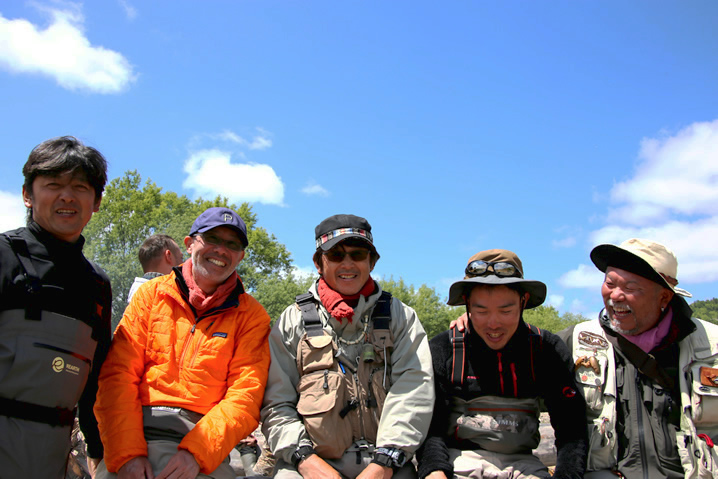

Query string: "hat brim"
[[447, 276, 547, 309], [319, 234, 375, 252], [591, 243, 692, 317]]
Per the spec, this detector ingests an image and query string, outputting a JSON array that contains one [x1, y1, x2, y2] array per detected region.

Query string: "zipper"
[[635, 375, 649, 479], [354, 369, 366, 439], [178, 322, 197, 376]]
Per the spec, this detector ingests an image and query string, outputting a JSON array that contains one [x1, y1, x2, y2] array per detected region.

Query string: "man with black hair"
[[0, 136, 112, 478], [261, 214, 434, 479], [419, 249, 587, 479], [127, 234, 183, 302]]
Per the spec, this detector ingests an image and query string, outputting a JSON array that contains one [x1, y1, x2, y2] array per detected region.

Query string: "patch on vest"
[[700, 367, 718, 388], [577, 331, 609, 350]]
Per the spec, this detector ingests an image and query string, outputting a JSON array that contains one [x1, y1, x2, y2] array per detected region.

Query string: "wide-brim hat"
[[189, 207, 248, 248], [314, 214, 376, 253], [447, 249, 547, 309], [591, 238, 692, 315]]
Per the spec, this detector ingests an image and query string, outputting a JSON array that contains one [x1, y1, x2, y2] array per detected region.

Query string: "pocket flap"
[[306, 334, 333, 350], [297, 372, 342, 416]]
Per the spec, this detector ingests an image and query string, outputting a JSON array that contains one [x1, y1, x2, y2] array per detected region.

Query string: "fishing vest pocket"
[[298, 334, 335, 374], [574, 353, 608, 410], [690, 362, 718, 426], [448, 395, 540, 454], [0, 310, 96, 409], [296, 369, 354, 458], [586, 412, 617, 470]]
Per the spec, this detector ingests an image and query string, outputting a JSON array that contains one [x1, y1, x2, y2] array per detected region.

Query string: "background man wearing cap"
[[0, 136, 112, 478], [94, 207, 271, 479], [261, 214, 434, 479], [419, 249, 587, 479], [127, 234, 183, 302], [558, 238, 718, 478]]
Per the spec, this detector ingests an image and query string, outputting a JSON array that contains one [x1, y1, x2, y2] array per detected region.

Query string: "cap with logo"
[[189, 207, 248, 248]]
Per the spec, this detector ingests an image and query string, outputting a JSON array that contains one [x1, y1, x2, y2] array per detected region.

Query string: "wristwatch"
[[292, 445, 316, 467], [372, 447, 407, 470]]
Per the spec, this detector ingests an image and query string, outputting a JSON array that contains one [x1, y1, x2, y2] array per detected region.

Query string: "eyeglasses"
[[197, 233, 243, 252], [323, 249, 370, 263], [465, 260, 521, 278]]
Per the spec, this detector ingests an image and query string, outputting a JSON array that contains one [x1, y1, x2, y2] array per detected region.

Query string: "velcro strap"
[[296, 293, 323, 337], [0, 396, 75, 427], [372, 292, 392, 330], [451, 327, 466, 385], [339, 399, 359, 418]]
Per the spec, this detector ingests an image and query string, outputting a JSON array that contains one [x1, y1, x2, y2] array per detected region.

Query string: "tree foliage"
[[83, 171, 292, 328], [691, 298, 718, 324], [523, 305, 589, 333], [252, 272, 317, 325], [378, 276, 462, 340]]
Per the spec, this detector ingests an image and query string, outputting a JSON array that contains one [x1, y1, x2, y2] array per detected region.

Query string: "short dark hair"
[[313, 237, 380, 273], [23, 136, 108, 205], [138, 234, 179, 272]]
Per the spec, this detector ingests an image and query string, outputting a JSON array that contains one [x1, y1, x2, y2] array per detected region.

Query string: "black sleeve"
[[416, 331, 454, 479], [77, 267, 113, 459], [539, 330, 588, 479]]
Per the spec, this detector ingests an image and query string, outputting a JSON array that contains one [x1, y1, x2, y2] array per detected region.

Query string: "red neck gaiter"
[[182, 260, 238, 315], [318, 277, 376, 323]]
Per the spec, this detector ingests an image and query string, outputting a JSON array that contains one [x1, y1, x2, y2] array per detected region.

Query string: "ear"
[[164, 248, 174, 264], [22, 186, 33, 208], [314, 257, 323, 276], [521, 292, 530, 308], [184, 236, 193, 252], [93, 196, 102, 213], [660, 289, 675, 309]]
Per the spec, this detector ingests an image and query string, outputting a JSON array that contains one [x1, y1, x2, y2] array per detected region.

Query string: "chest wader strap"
[[2, 233, 42, 321], [296, 292, 324, 337], [450, 327, 466, 386], [0, 396, 75, 427]]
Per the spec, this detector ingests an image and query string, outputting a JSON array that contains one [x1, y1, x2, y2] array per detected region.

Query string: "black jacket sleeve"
[[539, 329, 588, 479], [417, 331, 454, 479]]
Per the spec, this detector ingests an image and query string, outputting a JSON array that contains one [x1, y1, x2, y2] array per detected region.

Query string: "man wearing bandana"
[[261, 214, 435, 479]]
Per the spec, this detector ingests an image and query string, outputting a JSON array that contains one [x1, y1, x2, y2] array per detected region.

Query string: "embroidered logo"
[[222, 213, 233, 222], [577, 331, 609, 350], [562, 386, 577, 398], [52, 357, 64, 373]]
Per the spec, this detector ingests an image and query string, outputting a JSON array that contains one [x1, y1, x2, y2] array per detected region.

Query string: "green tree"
[[252, 272, 317, 325], [83, 171, 292, 328], [378, 276, 462, 340], [523, 305, 588, 333], [691, 298, 718, 324]]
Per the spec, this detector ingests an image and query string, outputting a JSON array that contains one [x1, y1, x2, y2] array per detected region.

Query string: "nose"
[[58, 186, 75, 202], [610, 287, 625, 302]]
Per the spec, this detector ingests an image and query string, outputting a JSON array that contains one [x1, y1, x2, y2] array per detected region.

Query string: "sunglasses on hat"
[[323, 249, 370, 263], [465, 260, 521, 278]]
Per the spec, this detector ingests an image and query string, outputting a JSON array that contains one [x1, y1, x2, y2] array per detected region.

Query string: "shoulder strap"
[[371, 291, 392, 329], [2, 232, 41, 320], [296, 292, 324, 337], [450, 327, 466, 385], [526, 323, 543, 382], [606, 333, 675, 390]]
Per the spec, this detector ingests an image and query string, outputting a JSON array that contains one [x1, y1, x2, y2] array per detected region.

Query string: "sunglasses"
[[465, 260, 521, 278], [197, 233, 243, 252], [323, 249, 370, 263]]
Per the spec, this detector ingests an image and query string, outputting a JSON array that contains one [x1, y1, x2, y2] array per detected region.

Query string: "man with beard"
[[95, 207, 271, 479], [558, 239, 718, 478]]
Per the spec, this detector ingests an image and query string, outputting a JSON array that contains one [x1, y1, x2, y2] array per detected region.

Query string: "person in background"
[[127, 234, 183, 302], [0, 136, 112, 478]]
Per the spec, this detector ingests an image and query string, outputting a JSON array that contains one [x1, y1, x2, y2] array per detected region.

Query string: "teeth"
[[57, 209, 75, 214], [208, 258, 226, 267]]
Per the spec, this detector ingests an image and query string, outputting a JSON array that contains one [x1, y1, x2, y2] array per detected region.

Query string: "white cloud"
[[293, 265, 318, 280], [547, 294, 564, 309], [183, 149, 284, 205], [0, 3, 136, 93], [607, 119, 718, 224], [590, 119, 718, 286], [214, 130, 272, 150], [301, 182, 329, 197], [552, 236, 576, 248], [0, 190, 27, 232], [118, 0, 138, 20], [558, 264, 604, 290]]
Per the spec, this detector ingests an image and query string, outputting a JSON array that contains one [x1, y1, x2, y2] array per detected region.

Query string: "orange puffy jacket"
[[95, 270, 270, 474]]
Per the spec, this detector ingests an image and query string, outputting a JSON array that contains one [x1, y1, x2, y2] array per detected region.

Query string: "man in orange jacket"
[[94, 207, 271, 479]]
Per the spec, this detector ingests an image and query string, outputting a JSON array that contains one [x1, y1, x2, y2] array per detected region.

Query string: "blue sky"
[[1, 1, 717, 320]]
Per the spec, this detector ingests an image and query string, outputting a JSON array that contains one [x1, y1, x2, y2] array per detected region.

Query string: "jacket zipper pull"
[[191, 324, 196, 333]]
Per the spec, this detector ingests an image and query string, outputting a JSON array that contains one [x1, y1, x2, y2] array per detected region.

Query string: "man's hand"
[[118, 456, 154, 479], [357, 462, 393, 479], [155, 449, 200, 479], [297, 453, 342, 479], [87, 457, 101, 478], [425, 471, 449, 479], [449, 312, 469, 332]]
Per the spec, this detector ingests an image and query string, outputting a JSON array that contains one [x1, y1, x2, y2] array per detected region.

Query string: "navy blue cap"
[[189, 207, 248, 247]]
